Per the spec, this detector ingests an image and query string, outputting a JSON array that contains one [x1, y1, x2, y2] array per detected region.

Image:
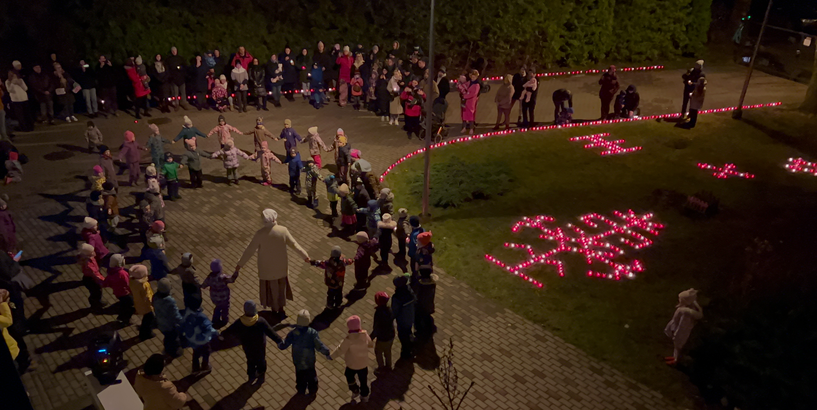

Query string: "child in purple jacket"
[[119, 130, 147, 186], [201, 259, 239, 328]]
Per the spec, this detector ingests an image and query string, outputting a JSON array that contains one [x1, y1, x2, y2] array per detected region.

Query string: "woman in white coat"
[[236, 209, 310, 317]]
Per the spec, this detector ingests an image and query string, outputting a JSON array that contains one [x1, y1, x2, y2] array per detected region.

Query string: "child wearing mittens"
[[324, 175, 340, 218], [129, 264, 155, 340], [201, 259, 239, 329], [331, 315, 374, 403], [277, 309, 332, 395], [310, 246, 354, 309], [371, 292, 395, 372]]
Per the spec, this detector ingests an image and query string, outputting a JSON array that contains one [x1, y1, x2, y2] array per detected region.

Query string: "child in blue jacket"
[[278, 310, 332, 395]]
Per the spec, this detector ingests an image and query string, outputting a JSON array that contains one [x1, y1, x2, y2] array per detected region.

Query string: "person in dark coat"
[[191, 56, 210, 110], [511, 67, 526, 124], [415, 274, 437, 340], [223, 300, 283, 384], [150, 55, 171, 113], [279, 47, 298, 100], [623, 85, 640, 118], [370, 292, 396, 371], [681, 60, 704, 117], [552, 88, 573, 122], [165, 47, 188, 111], [313, 42, 333, 101], [97, 55, 118, 116], [375, 69, 390, 118], [598, 65, 619, 120], [390, 275, 415, 359], [435, 67, 450, 102], [75, 60, 100, 117], [29, 64, 55, 124], [212, 49, 227, 78], [250, 58, 268, 111], [265, 54, 283, 107], [0, 195, 17, 255]]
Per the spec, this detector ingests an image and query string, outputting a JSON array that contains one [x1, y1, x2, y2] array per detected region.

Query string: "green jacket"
[[161, 162, 181, 181]]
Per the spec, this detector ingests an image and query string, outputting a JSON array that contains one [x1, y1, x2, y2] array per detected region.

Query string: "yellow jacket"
[[129, 278, 154, 315], [0, 302, 19, 359]]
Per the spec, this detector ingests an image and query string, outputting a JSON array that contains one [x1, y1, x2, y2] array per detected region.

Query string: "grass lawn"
[[384, 109, 817, 407]]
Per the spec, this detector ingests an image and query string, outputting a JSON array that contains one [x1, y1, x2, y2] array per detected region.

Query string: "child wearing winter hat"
[[119, 130, 147, 186], [304, 126, 328, 169], [330, 315, 374, 403], [353, 231, 379, 288], [391, 275, 416, 359], [407, 215, 425, 275], [181, 293, 218, 373], [208, 114, 244, 148], [212, 76, 230, 112], [378, 188, 395, 216], [280, 118, 303, 153], [350, 70, 364, 110], [98, 145, 119, 189], [101, 181, 120, 229], [90, 165, 106, 192], [174, 252, 201, 310], [153, 278, 184, 357], [3, 152, 22, 185], [324, 175, 340, 218], [85, 121, 103, 153], [146, 123, 171, 167], [145, 221, 171, 280], [80, 217, 109, 263], [358, 199, 382, 238], [284, 148, 303, 195], [309, 62, 327, 108], [414, 231, 435, 282], [104, 254, 133, 324], [223, 300, 283, 384], [129, 264, 155, 340], [395, 208, 409, 261], [210, 139, 254, 186], [330, 129, 351, 184], [160, 152, 183, 201], [377, 213, 397, 265], [277, 309, 332, 395], [303, 159, 323, 209], [78, 243, 106, 309], [173, 116, 208, 150], [245, 117, 281, 186], [310, 246, 354, 309], [338, 184, 357, 232], [145, 162, 160, 192], [371, 292, 396, 371], [86, 190, 106, 227], [201, 259, 239, 329]]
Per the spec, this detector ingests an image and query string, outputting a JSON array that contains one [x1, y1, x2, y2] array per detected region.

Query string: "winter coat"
[[303, 163, 322, 192], [265, 60, 283, 85], [145, 247, 171, 280], [80, 256, 104, 283], [250, 66, 267, 96], [201, 271, 238, 307], [0, 209, 17, 254], [665, 304, 703, 350], [311, 257, 353, 289], [459, 81, 481, 122], [225, 314, 282, 356], [391, 286, 416, 330], [146, 135, 170, 161], [97, 63, 118, 88], [396, 216, 409, 240], [309, 67, 324, 90], [408, 226, 425, 258], [331, 330, 373, 370], [192, 64, 209, 93], [211, 146, 251, 169], [29, 71, 54, 102], [232, 52, 254, 72], [337, 144, 352, 166], [336, 55, 354, 82], [279, 325, 330, 371], [119, 141, 142, 164], [689, 78, 707, 110], [86, 127, 104, 145], [181, 308, 217, 347], [304, 132, 328, 156], [126, 65, 150, 98], [296, 54, 312, 83], [313, 50, 333, 72], [378, 193, 394, 216], [325, 178, 339, 201], [180, 148, 206, 171], [165, 54, 186, 86], [388, 77, 403, 114], [598, 72, 619, 98], [246, 126, 277, 152], [208, 124, 242, 146], [231, 67, 249, 91], [682, 67, 703, 92], [144, 192, 165, 221], [355, 238, 379, 277], [103, 267, 131, 298], [238, 224, 309, 281], [511, 73, 526, 100], [174, 126, 207, 143], [99, 157, 117, 187], [437, 76, 450, 100], [161, 162, 180, 181], [416, 243, 435, 270], [102, 189, 119, 217], [371, 305, 396, 342], [130, 276, 154, 315], [401, 91, 424, 117], [153, 291, 183, 332], [280, 128, 303, 153], [495, 84, 514, 109], [134, 372, 188, 410], [81, 228, 109, 260], [350, 76, 364, 96], [285, 152, 303, 177], [0, 302, 19, 360], [341, 195, 357, 217], [280, 55, 298, 84]]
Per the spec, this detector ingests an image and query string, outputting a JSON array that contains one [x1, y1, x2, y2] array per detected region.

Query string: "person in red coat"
[[104, 254, 134, 324], [335, 46, 354, 107], [231, 47, 254, 73], [126, 57, 151, 119]]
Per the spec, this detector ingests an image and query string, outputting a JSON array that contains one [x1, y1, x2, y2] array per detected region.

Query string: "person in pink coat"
[[119, 130, 147, 186], [335, 46, 354, 107], [664, 288, 703, 365], [458, 69, 481, 135], [208, 114, 243, 148]]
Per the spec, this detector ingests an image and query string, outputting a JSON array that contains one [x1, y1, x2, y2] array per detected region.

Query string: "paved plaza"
[[5, 65, 805, 410]]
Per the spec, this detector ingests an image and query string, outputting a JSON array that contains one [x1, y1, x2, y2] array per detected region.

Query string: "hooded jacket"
[[211, 145, 251, 169], [81, 228, 109, 261], [311, 257, 353, 289], [331, 330, 373, 370], [134, 371, 188, 410], [208, 123, 243, 146], [180, 147, 206, 171], [225, 314, 282, 356], [181, 308, 217, 347], [279, 325, 330, 370], [129, 274, 154, 315], [153, 291, 183, 332], [391, 284, 416, 330], [104, 265, 131, 298]]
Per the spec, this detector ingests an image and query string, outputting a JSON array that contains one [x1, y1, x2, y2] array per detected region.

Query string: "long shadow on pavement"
[[209, 381, 262, 410]]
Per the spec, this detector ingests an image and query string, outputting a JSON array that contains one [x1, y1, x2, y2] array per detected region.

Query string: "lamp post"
[[421, 0, 436, 217], [733, 0, 773, 120]]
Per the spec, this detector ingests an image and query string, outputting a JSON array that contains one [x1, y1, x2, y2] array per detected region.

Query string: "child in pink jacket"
[[331, 315, 374, 403], [208, 114, 243, 148]]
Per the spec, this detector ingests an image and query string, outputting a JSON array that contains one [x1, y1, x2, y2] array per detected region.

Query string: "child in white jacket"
[[331, 315, 374, 403]]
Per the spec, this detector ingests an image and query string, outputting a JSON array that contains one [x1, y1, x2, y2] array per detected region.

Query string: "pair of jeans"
[[170, 83, 187, 106], [327, 287, 343, 308], [133, 96, 148, 117], [234, 90, 248, 111], [82, 276, 103, 307], [295, 368, 318, 394], [300, 82, 311, 97], [344, 367, 369, 398], [268, 84, 281, 104], [256, 95, 267, 110], [375, 339, 393, 369], [161, 329, 182, 357], [127, 162, 140, 185], [139, 312, 155, 340], [39, 100, 54, 121], [521, 101, 536, 127], [495, 107, 511, 128], [82, 88, 98, 114], [117, 294, 134, 323], [192, 343, 211, 371], [189, 169, 203, 188], [312, 91, 326, 107], [98, 87, 118, 113]]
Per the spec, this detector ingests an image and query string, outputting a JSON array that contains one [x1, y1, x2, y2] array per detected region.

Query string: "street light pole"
[[422, 0, 435, 217], [733, 0, 773, 120]]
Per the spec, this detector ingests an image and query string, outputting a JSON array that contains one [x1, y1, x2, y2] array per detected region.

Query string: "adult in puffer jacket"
[[331, 315, 374, 402], [153, 278, 184, 357], [181, 295, 217, 373]]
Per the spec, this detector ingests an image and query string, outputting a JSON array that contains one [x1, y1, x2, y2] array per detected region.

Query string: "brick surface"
[[8, 65, 801, 410]]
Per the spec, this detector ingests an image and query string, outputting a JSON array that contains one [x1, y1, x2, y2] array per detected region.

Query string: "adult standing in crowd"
[[150, 54, 171, 113], [493, 74, 514, 130], [265, 54, 283, 107], [212, 49, 227, 78], [511, 67, 526, 125], [29, 64, 55, 125], [250, 58, 268, 111], [681, 60, 704, 117], [231, 60, 249, 113], [231, 46, 254, 73], [75, 60, 99, 117], [682, 75, 707, 129], [125, 58, 151, 119], [434, 67, 449, 103], [97, 55, 118, 116], [5, 71, 32, 132], [280, 46, 298, 100], [192, 55, 209, 110], [313, 41, 332, 101], [598, 65, 619, 120], [0, 85, 8, 141], [53, 63, 78, 122], [519, 70, 539, 128], [458, 69, 481, 135], [166, 47, 188, 111], [296, 48, 312, 100], [236, 209, 310, 319]]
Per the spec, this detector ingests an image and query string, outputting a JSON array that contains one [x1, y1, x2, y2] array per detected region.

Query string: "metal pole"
[[733, 0, 772, 120], [422, 0, 435, 217]]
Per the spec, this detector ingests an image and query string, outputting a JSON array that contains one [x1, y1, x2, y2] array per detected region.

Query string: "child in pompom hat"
[[80, 217, 109, 263], [201, 259, 239, 328], [78, 243, 106, 309], [145, 123, 171, 167], [90, 165, 106, 192], [280, 118, 303, 153], [85, 120, 103, 153], [353, 231, 379, 288], [395, 208, 409, 261], [129, 264, 155, 340], [119, 130, 147, 186], [414, 231, 435, 282], [371, 292, 395, 371], [304, 126, 328, 169], [310, 246, 354, 309], [277, 309, 332, 395], [223, 300, 283, 384], [330, 315, 374, 403], [174, 252, 201, 310], [144, 221, 171, 280], [173, 115, 208, 150], [244, 117, 281, 186], [104, 254, 133, 324], [325, 175, 340, 218]]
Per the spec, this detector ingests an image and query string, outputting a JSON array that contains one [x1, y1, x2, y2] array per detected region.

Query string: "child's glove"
[[324, 353, 333, 361]]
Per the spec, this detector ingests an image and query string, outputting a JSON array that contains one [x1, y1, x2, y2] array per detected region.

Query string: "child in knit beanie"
[[310, 246, 353, 309], [201, 259, 239, 328], [330, 315, 374, 403], [277, 309, 332, 395], [129, 264, 155, 340], [223, 300, 283, 384], [371, 292, 395, 371], [78, 243, 106, 309]]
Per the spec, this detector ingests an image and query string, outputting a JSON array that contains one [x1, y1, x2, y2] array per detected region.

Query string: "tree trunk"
[[800, 40, 817, 114]]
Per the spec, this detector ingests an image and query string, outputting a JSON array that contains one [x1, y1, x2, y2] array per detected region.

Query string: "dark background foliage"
[[0, 0, 712, 71]]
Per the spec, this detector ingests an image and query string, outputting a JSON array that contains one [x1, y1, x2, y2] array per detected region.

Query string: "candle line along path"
[[451, 65, 665, 83], [569, 133, 642, 156], [696, 162, 755, 179], [484, 210, 665, 286], [379, 102, 781, 182]]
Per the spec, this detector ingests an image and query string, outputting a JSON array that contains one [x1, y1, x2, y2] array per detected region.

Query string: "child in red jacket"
[[104, 254, 134, 324], [79, 243, 106, 309], [310, 246, 354, 309], [350, 70, 365, 111], [353, 232, 379, 289], [400, 81, 425, 139]]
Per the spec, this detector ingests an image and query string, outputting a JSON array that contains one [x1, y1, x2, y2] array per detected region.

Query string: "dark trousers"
[[415, 310, 436, 339], [380, 235, 392, 264], [192, 343, 211, 371], [405, 115, 421, 137], [246, 350, 267, 379], [396, 235, 406, 259], [329, 200, 338, 217], [409, 255, 418, 275], [521, 101, 536, 127], [127, 162, 140, 185], [256, 95, 267, 110], [161, 329, 182, 357], [82, 276, 104, 307], [194, 92, 206, 108], [212, 304, 229, 329], [327, 287, 343, 308], [295, 368, 319, 394], [289, 175, 300, 194], [344, 367, 370, 397], [117, 294, 134, 323], [11, 102, 33, 132], [166, 179, 180, 199], [235, 91, 248, 111], [687, 109, 699, 128], [397, 326, 414, 358], [134, 96, 149, 117], [681, 89, 693, 114], [139, 312, 155, 340], [189, 169, 203, 187], [600, 95, 613, 119], [99, 87, 118, 112]]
